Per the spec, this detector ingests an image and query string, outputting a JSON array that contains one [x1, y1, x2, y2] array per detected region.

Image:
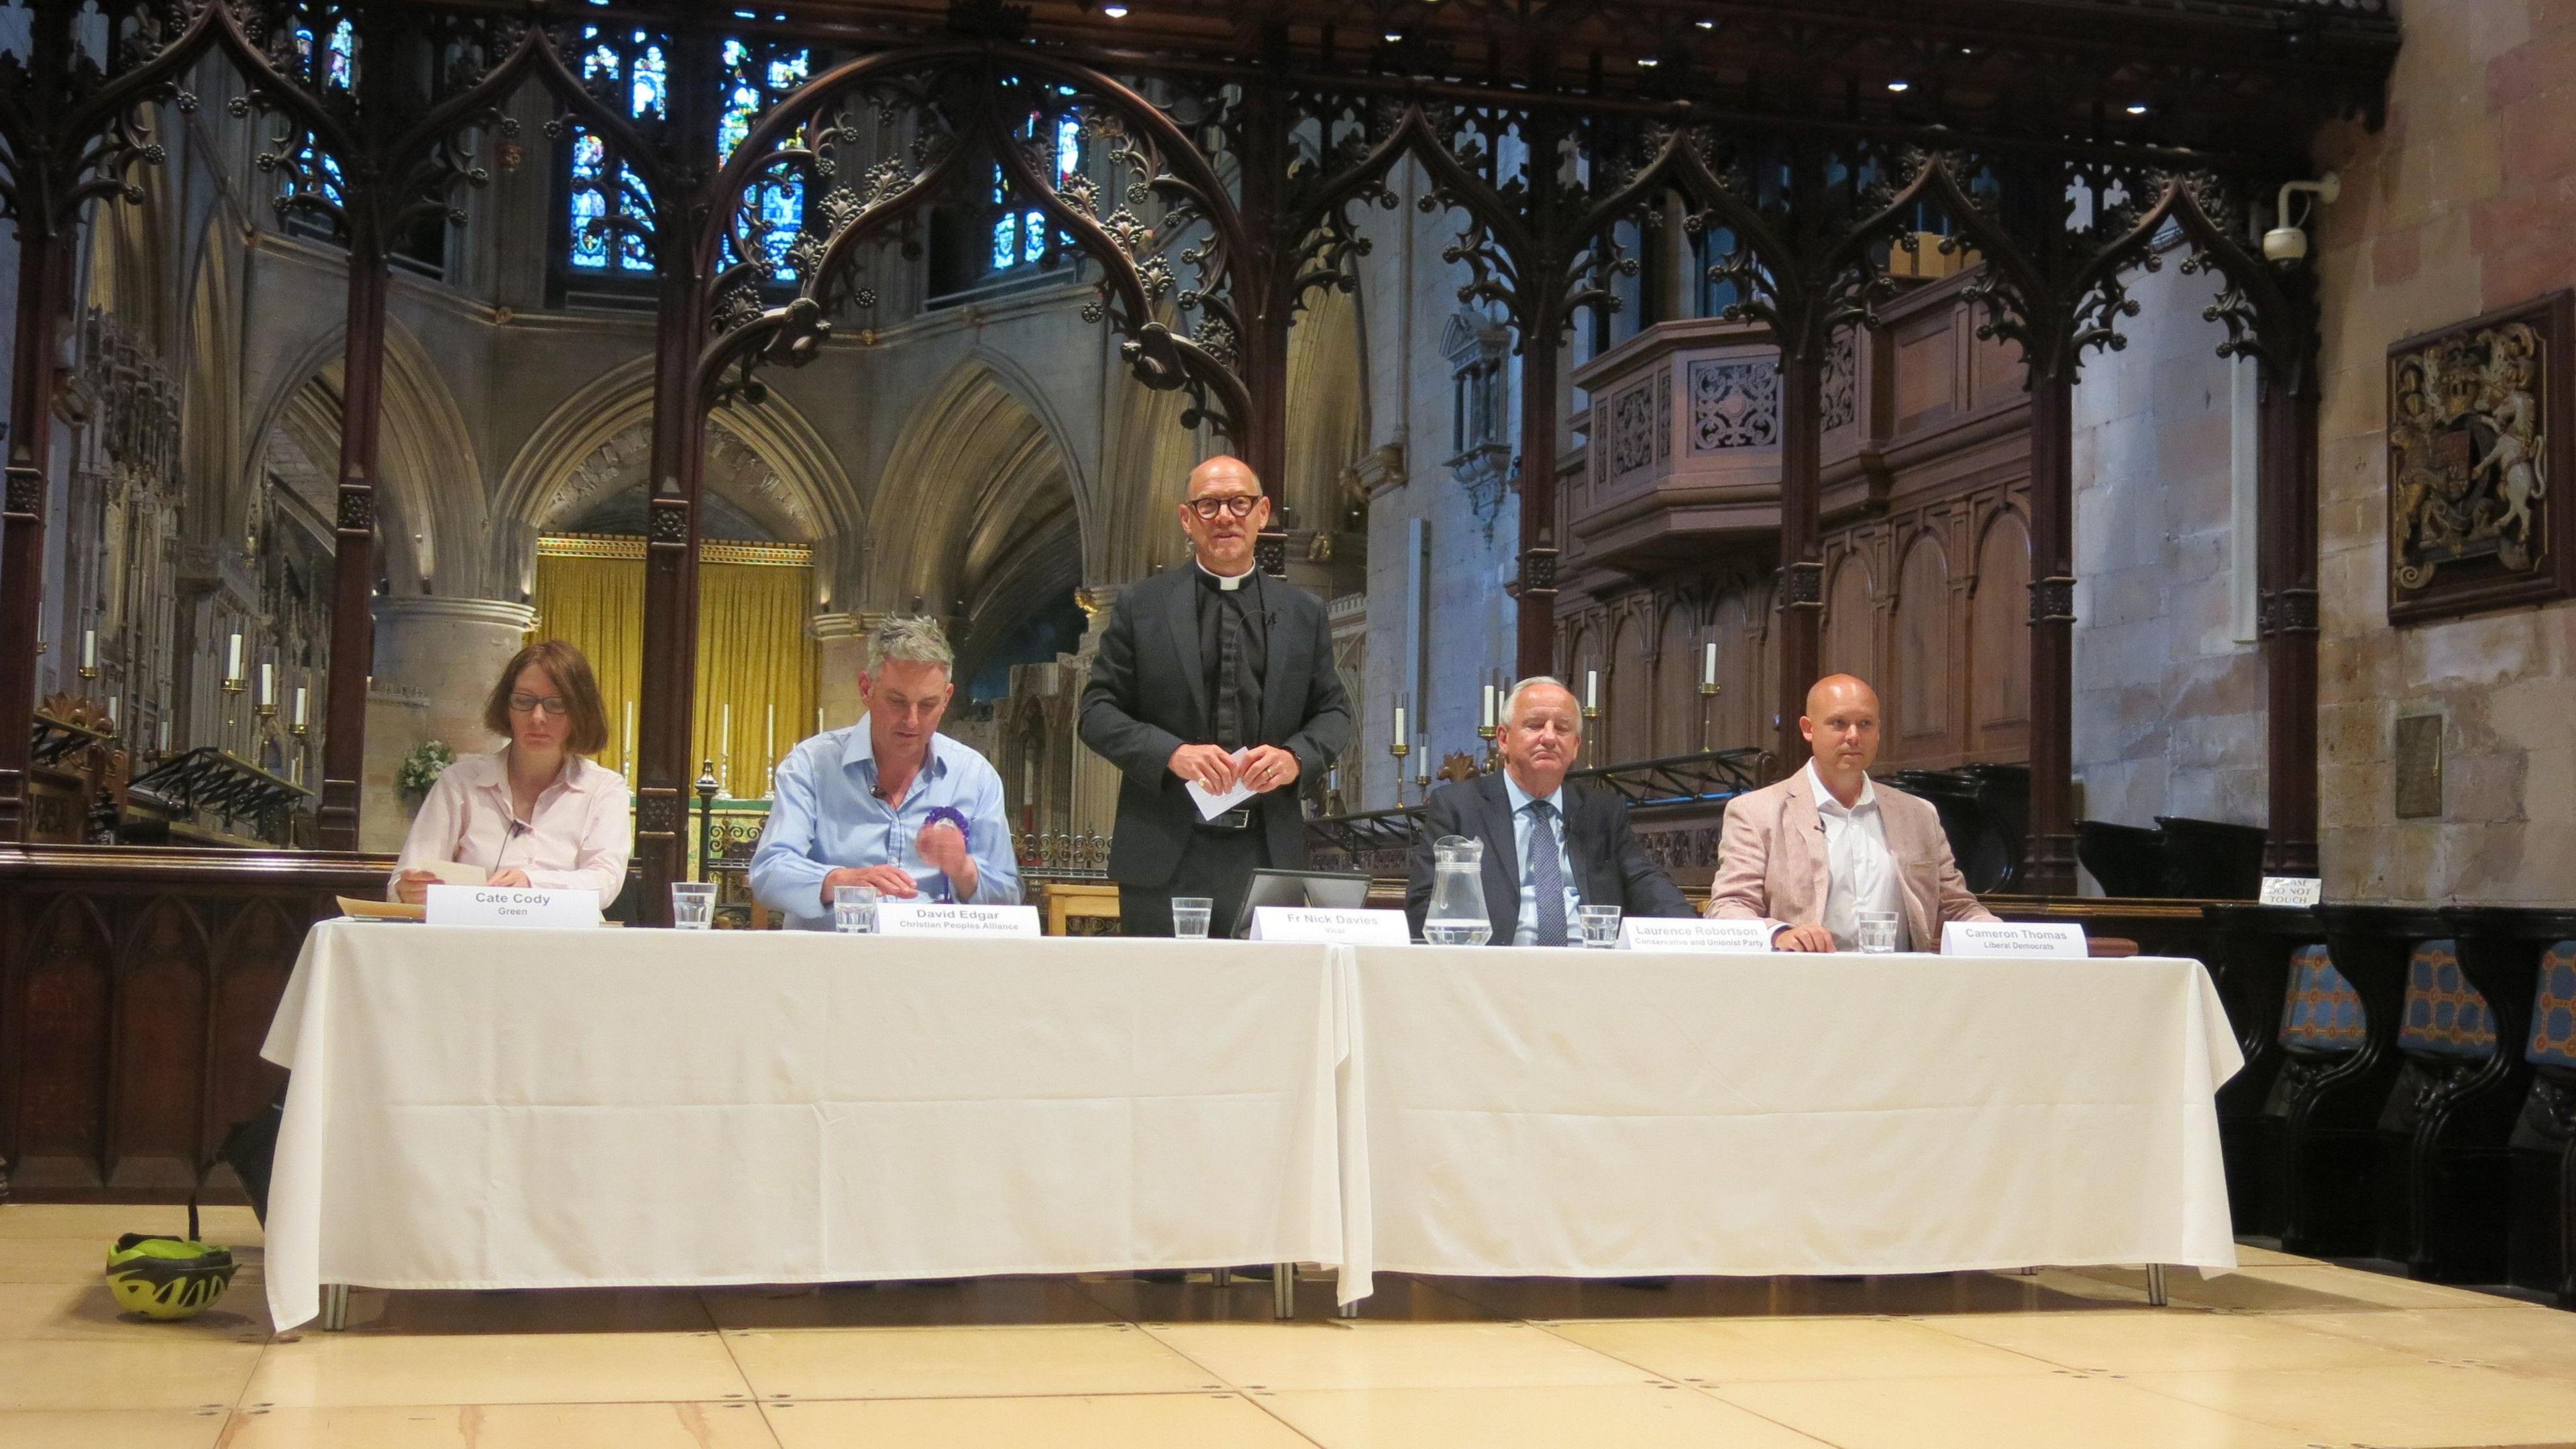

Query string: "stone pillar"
[[810, 611, 871, 733], [1069, 584, 1123, 840], [364, 596, 534, 853]]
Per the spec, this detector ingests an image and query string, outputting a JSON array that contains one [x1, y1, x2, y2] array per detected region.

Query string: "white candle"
[[106, 696, 117, 726], [226, 633, 242, 682], [1585, 669, 1599, 710], [816, 706, 824, 737], [1703, 641, 1718, 688], [623, 700, 635, 765], [765, 703, 775, 770], [721, 704, 732, 786], [158, 719, 168, 752], [259, 663, 274, 707], [1393, 702, 1406, 747], [1481, 684, 1497, 729], [82, 630, 95, 669], [293, 686, 308, 729]]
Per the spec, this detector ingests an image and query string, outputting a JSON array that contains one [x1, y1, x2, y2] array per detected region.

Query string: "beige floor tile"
[[1713, 1373, 2314, 1449], [1081, 1271, 1496, 1325], [2281, 1305, 2576, 1377], [1261, 1382, 1835, 1448], [2127, 1360, 2576, 1446], [1548, 1316, 2057, 1383], [1916, 1306, 2434, 1373], [0, 1236, 131, 1283], [0, 1408, 229, 1449], [2036, 1263, 2506, 1312], [727, 1322, 1220, 1400], [704, 1277, 1116, 1330], [1145, 1320, 1648, 1391], [245, 1330, 751, 1407], [0, 1339, 263, 1411], [763, 1392, 1312, 1448], [223, 1401, 780, 1449], [1438, 1271, 2127, 1321], [0, 1279, 269, 1343], [0, 1205, 262, 1245], [331, 1287, 714, 1336]]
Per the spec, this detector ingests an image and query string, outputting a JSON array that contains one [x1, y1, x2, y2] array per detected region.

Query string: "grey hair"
[[866, 615, 955, 675], [1502, 675, 1580, 729]]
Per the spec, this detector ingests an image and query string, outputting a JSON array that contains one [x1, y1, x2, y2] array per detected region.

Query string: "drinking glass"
[[670, 882, 716, 930], [1576, 904, 1623, 949], [1856, 910, 1900, 954], [1171, 896, 1215, 941], [833, 883, 879, 934]]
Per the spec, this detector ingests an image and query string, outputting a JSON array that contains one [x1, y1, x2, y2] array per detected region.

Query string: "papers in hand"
[[1186, 749, 1257, 820]]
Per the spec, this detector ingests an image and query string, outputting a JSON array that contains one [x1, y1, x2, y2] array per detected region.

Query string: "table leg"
[[1273, 1264, 1295, 1319], [1212, 1267, 1232, 1287], [2145, 1264, 2169, 1307], [319, 1283, 350, 1332]]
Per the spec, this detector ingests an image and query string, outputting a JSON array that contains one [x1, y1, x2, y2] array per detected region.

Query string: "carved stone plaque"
[[2387, 290, 2573, 624], [2394, 712, 2444, 820]]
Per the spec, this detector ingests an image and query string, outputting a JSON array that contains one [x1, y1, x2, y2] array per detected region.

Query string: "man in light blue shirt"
[[751, 616, 1020, 927]]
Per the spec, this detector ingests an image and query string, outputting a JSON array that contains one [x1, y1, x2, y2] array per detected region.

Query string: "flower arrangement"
[[397, 739, 455, 799]]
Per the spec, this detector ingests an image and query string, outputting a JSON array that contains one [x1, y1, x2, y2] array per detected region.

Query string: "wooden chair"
[[1041, 880, 1122, 936]]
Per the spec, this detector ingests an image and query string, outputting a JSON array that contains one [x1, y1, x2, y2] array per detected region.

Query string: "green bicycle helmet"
[[104, 1202, 238, 1320]]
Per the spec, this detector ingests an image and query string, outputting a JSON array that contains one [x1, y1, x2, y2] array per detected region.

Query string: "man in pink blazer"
[[1707, 674, 1998, 951]]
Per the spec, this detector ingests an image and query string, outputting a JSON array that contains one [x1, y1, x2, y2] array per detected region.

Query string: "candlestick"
[[292, 686, 309, 731], [1392, 702, 1406, 749], [1584, 669, 1599, 712], [623, 700, 635, 777], [720, 703, 731, 793], [1387, 735, 1412, 807], [765, 703, 775, 773]]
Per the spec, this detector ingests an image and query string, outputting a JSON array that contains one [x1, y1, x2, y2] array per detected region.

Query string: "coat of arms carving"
[[2386, 291, 2573, 624]]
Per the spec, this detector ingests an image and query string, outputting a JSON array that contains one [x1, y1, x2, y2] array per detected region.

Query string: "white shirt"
[[1501, 774, 1582, 947], [1805, 759, 1909, 951]]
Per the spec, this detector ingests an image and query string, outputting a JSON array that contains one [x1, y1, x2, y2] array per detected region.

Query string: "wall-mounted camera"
[[2262, 174, 2341, 266]]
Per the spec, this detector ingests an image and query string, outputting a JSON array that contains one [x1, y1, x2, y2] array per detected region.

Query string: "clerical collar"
[[1195, 560, 1253, 592]]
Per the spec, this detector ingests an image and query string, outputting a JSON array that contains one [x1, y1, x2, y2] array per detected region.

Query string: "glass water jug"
[[1421, 835, 1493, 946]]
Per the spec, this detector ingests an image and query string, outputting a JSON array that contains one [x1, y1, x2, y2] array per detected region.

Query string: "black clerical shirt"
[[1193, 564, 1268, 751]]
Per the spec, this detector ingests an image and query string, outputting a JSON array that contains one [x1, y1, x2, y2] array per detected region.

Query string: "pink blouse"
[[388, 749, 632, 900]]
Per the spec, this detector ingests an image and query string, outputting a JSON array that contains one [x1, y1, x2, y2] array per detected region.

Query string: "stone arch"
[[237, 319, 484, 598], [871, 358, 1089, 685], [491, 357, 860, 604]]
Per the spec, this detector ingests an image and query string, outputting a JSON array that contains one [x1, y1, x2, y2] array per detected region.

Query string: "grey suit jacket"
[[1077, 567, 1353, 888], [1403, 773, 1695, 941]]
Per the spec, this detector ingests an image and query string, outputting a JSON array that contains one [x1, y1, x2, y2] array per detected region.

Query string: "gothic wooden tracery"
[[0, 0, 2396, 908]]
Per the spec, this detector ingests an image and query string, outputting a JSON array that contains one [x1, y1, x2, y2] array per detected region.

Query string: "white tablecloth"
[[260, 922, 1352, 1330], [1338, 947, 2241, 1283]]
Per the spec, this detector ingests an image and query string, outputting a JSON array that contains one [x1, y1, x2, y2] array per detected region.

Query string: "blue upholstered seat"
[[2529, 942, 2576, 1070], [2394, 939, 2496, 1060], [2279, 944, 2365, 1051]]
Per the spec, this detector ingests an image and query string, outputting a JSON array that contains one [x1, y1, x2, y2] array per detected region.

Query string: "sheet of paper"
[[1186, 749, 1256, 821]]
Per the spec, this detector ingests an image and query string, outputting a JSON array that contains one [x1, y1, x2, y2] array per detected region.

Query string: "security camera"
[[2263, 174, 2341, 268]]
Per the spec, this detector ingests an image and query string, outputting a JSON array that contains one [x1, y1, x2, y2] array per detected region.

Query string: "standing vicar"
[[1079, 455, 1353, 936]]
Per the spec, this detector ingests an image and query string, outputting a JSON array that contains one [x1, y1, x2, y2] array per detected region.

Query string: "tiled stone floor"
[[5, 1203, 2573, 1447]]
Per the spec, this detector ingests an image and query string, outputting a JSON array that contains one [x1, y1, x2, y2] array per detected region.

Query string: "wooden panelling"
[[0, 846, 394, 1200], [1893, 533, 1956, 753], [1974, 508, 2034, 753]]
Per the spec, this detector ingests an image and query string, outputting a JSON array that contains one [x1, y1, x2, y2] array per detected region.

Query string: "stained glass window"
[[563, 32, 810, 283], [987, 110, 1082, 276]]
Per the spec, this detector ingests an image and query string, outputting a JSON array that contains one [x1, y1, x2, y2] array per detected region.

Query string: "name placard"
[[1619, 918, 1776, 954], [2259, 876, 2324, 908], [425, 884, 600, 929], [1249, 906, 1412, 945], [875, 901, 1042, 938], [1941, 920, 2088, 959]]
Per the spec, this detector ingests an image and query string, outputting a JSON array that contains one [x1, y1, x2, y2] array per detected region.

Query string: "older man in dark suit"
[[1079, 455, 1354, 936], [1405, 676, 1694, 943]]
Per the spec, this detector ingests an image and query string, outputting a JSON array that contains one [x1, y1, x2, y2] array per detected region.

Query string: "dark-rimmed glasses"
[[508, 692, 570, 716], [1185, 495, 1262, 520]]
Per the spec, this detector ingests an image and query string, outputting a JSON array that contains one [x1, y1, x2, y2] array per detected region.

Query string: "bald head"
[[1179, 454, 1269, 574], [1799, 673, 1882, 802]]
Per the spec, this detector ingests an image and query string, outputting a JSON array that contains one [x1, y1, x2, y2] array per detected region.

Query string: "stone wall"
[[2068, 252, 2267, 837], [2308, 0, 2576, 902]]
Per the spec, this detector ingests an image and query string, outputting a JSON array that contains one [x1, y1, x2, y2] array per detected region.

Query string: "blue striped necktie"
[[1527, 800, 1568, 947]]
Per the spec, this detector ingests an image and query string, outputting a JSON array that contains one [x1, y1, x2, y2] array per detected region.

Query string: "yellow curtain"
[[533, 543, 816, 799]]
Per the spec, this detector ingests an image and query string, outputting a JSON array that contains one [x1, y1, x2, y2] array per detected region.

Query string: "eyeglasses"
[[1185, 495, 1262, 520], [508, 693, 570, 717]]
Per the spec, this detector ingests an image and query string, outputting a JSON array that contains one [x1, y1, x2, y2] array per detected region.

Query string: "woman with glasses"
[[388, 639, 631, 905]]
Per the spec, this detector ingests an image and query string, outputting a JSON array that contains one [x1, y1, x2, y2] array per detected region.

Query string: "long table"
[[259, 923, 1352, 1331], [1340, 945, 2243, 1285], [260, 925, 2241, 1331]]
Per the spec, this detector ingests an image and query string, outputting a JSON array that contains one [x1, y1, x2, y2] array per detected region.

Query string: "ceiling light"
[[1638, 56, 1659, 68], [1102, 1, 1128, 13], [1385, 30, 1403, 42], [1696, 17, 1715, 28], [2125, 102, 2149, 115], [1886, 79, 1911, 93]]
